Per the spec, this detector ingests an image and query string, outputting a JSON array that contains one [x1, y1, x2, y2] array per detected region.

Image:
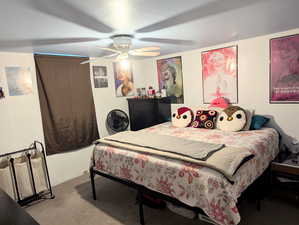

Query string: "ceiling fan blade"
[[100, 47, 121, 53], [136, 0, 261, 33], [0, 38, 100, 49], [103, 53, 119, 58], [132, 46, 160, 52], [129, 51, 160, 57], [27, 0, 114, 33], [80, 59, 97, 64], [139, 38, 195, 46]]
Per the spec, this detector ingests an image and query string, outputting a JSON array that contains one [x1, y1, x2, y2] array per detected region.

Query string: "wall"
[[134, 28, 299, 152], [0, 53, 143, 186], [90, 58, 149, 137]]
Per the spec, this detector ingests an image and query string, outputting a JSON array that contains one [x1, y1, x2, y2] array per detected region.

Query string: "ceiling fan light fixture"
[[112, 34, 133, 50], [119, 59, 130, 70]]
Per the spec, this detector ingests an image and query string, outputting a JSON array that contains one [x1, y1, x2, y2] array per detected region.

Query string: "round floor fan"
[[106, 109, 129, 133]]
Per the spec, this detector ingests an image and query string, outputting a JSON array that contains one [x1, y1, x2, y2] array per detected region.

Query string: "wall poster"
[[270, 34, 299, 103], [157, 56, 184, 104], [201, 46, 238, 104]]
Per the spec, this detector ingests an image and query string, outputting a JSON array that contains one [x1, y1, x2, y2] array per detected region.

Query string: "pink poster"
[[201, 46, 238, 104], [270, 34, 299, 103]]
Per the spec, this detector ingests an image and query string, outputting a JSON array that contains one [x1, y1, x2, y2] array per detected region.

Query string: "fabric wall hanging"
[[201, 46, 238, 104], [157, 56, 184, 104], [35, 55, 99, 155], [270, 34, 299, 103]]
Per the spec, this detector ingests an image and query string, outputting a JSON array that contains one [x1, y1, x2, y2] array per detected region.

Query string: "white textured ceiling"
[[0, 0, 298, 57]]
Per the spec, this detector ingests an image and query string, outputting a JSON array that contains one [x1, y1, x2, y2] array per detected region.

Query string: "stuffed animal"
[[172, 107, 194, 128], [217, 106, 247, 132], [209, 87, 229, 109]]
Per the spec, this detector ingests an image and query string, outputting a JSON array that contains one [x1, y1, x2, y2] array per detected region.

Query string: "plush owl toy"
[[172, 107, 194, 128], [217, 106, 247, 132]]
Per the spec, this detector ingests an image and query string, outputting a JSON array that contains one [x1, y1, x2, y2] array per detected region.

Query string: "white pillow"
[[217, 106, 247, 132], [242, 109, 254, 131]]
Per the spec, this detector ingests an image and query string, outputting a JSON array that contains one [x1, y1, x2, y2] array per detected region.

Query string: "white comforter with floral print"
[[92, 122, 279, 225]]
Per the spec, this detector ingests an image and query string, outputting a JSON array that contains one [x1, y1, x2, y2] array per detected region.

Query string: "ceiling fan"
[[80, 34, 160, 64]]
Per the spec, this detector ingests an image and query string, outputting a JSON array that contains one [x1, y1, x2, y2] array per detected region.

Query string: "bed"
[[90, 122, 279, 225]]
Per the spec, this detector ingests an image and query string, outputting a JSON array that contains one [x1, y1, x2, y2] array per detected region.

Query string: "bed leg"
[[137, 190, 145, 225], [90, 168, 97, 200]]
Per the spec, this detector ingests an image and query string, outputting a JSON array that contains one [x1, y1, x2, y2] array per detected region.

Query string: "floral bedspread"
[[92, 122, 279, 225]]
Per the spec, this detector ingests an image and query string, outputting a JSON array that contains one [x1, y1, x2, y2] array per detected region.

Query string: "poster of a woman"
[[113, 61, 134, 97], [157, 56, 184, 104], [270, 34, 299, 103], [201, 46, 238, 104]]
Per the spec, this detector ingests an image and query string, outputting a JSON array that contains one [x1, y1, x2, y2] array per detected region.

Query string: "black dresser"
[[127, 97, 171, 131]]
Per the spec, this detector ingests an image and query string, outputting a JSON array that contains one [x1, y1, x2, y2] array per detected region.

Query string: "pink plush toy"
[[209, 87, 229, 109]]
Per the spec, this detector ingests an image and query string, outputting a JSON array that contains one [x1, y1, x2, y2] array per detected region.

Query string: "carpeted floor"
[[25, 174, 299, 225]]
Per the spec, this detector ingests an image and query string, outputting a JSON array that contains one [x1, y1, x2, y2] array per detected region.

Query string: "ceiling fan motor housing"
[[112, 34, 133, 50]]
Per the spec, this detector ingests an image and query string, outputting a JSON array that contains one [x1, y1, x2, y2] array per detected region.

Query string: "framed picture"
[[270, 34, 299, 103], [5, 66, 33, 96], [93, 66, 108, 88], [201, 46, 238, 104], [157, 56, 184, 104], [113, 61, 134, 97]]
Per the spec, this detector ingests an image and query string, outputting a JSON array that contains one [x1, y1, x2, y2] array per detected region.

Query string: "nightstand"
[[271, 161, 299, 200]]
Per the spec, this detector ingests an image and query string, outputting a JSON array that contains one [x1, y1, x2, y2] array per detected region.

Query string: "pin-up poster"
[[113, 61, 134, 97], [270, 34, 299, 103], [157, 56, 184, 104], [201, 46, 238, 104]]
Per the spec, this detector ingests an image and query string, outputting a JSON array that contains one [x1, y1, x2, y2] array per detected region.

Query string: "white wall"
[[90, 58, 148, 137], [134, 28, 299, 152], [0, 53, 144, 186]]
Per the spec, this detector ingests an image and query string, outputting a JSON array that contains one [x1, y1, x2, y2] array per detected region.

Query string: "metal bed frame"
[[0, 141, 54, 206], [90, 164, 267, 225]]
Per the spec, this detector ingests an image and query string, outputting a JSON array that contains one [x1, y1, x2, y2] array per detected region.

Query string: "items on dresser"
[[127, 97, 171, 131]]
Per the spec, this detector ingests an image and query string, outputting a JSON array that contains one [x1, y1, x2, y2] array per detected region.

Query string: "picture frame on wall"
[[113, 61, 134, 97], [156, 56, 184, 104], [5, 66, 33, 96], [92, 66, 108, 88], [270, 34, 299, 103], [201, 46, 238, 104]]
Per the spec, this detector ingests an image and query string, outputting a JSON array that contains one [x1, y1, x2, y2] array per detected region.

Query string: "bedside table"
[[271, 161, 299, 200]]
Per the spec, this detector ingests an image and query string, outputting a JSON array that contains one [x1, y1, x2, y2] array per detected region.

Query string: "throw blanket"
[[95, 131, 254, 181], [105, 131, 224, 160]]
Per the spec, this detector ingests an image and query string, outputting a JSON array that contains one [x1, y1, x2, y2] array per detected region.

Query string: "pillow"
[[242, 109, 254, 131], [250, 115, 270, 130], [217, 106, 247, 132], [191, 110, 218, 129], [172, 107, 194, 128]]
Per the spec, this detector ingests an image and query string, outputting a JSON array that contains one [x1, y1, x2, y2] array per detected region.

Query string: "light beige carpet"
[[25, 174, 299, 225]]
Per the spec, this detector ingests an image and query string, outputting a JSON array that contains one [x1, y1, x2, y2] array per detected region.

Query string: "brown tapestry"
[[35, 55, 99, 155]]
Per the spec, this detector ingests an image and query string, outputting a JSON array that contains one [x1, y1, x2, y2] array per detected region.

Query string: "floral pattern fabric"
[[92, 122, 279, 225]]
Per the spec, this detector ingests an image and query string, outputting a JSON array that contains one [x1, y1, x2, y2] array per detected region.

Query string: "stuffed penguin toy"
[[217, 106, 247, 132], [172, 107, 194, 128]]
